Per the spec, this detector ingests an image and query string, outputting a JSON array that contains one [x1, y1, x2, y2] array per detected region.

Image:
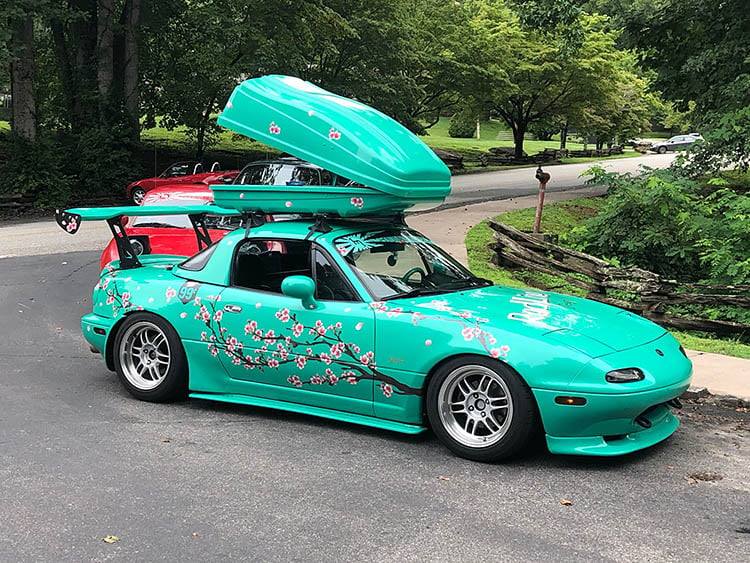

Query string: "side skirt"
[[189, 392, 427, 435]]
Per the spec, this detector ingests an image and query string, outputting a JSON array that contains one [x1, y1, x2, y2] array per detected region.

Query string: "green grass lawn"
[[2, 116, 641, 165], [465, 197, 750, 359], [418, 117, 592, 158]]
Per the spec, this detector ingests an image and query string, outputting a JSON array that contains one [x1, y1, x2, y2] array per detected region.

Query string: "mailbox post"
[[533, 165, 551, 234]]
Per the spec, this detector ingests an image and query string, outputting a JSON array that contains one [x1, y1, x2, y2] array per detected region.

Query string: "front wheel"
[[131, 187, 146, 205], [657, 146, 668, 154], [426, 357, 537, 462], [113, 313, 188, 402]]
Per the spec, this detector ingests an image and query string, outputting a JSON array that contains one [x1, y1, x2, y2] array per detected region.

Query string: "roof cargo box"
[[213, 75, 451, 216]]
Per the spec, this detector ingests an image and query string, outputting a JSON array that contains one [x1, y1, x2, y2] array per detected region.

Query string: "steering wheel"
[[401, 267, 426, 283]]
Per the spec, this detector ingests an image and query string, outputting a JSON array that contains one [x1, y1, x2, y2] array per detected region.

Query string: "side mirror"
[[281, 275, 317, 310]]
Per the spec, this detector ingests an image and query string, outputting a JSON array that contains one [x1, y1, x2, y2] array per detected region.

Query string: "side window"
[[235, 165, 270, 185], [319, 170, 333, 186], [288, 166, 321, 186], [233, 239, 312, 293], [313, 249, 359, 302]]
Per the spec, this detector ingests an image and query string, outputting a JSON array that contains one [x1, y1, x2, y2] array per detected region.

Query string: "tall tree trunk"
[[97, 0, 115, 107], [560, 121, 568, 149], [123, 0, 141, 140], [512, 122, 526, 159], [10, 16, 36, 142]]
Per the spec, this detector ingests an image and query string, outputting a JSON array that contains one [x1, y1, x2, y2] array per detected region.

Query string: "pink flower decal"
[[269, 121, 281, 135], [350, 197, 364, 209], [292, 322, 304, 337], [295, 356, 307, 370], [275, 308, 291, 322], [386, 307, 403, 318], [213, 310, 223, 323], [244, 320, 257, 335], [268, 359, 279, 368], [66, 219, 77, 233], [370, 302, 387, 313], [106, 295, 115, 305], [380, 384, 393, 398], [165, 287, 177, 302], [329, 127, 341, 140], [287, 375, 303, 387]]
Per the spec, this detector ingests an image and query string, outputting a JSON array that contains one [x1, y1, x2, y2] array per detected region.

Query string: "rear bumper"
[[81, 313, 115, 355], [534, 379, 690, 456]]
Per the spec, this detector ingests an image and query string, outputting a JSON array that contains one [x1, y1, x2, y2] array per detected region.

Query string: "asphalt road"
[[444, 152, 675, 208], [0, 152, 675, 259], [1, 249, 748, 562]]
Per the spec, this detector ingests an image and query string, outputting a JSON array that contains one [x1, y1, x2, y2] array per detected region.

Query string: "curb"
[[681, 386, 749, 409]]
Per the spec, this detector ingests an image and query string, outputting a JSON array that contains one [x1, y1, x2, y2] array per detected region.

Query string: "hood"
[[216, 75, 450, 200], [403, 286, 666, 358]]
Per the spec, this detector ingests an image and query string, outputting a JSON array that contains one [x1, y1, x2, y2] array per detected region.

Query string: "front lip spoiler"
[[545, 403, 680, 456]]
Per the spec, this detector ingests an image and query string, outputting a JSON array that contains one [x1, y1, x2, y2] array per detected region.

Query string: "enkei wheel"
[[426, 357, 537, 462], [131, 187, 146, 205], [113, 313, 187, 402], [657, 146, 667, 154]]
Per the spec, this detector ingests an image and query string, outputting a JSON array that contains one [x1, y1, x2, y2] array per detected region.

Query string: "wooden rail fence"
[[489, 221, 750, 338]]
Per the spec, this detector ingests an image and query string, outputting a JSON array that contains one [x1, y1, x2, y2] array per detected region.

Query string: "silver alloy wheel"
[[118, 320, 171, 391], [132, 188, 146, 205], [437, 365, 514, 448]]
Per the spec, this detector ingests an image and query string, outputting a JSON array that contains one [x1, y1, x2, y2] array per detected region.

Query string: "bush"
[[576, 166, 750, 284], [448, 108, 477, 138], [0, 134, 73, 206]]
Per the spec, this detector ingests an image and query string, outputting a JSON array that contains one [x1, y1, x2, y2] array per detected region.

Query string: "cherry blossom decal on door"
[[193, 296, 419, 397]]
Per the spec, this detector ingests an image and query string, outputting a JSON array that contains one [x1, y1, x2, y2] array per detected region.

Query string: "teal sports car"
[[58, 76, 692, 461]]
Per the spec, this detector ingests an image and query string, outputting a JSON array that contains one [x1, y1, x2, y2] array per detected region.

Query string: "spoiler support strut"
[[106, 217, 142, 269]]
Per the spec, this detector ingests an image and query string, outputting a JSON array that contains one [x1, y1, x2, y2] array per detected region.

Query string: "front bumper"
[[533, 379, 690, 456]]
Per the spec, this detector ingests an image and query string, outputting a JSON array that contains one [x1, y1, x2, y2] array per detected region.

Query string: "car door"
[[216, 238, 376, 415]]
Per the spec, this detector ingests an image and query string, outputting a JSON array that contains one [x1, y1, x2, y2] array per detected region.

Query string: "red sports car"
[[100, 185, 242, 270], [126, 161, 239, 205]]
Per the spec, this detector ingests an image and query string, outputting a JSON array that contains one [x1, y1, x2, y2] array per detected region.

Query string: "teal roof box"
[[214, 75, 451, 216]]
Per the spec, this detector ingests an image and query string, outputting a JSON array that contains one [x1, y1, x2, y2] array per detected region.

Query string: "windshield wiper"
[[382, 287, 447, 301], [131, 222, 181, 229]]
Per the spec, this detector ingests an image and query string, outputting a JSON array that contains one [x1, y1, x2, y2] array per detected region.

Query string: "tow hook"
[[89, 345, 101, 354], [667, 398, 683, 409], [635, 415, 652, 429]]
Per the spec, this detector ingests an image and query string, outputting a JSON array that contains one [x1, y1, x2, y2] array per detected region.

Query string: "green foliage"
[[577, 166, 750, 284], [74, 123, 138, 199], [0, 134, 72, 205], [448, 108, 477, 139], [681, 107, 750, 176], [623, 0, 750, 115]]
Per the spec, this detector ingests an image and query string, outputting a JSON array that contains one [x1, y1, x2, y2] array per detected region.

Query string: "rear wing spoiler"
[[55, 204, 240, 269]]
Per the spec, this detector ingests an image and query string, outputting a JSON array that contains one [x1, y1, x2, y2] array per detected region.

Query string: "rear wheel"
[[426, 357, 537, 462], [113, 313, 187, 402], [131, 187, 146, 205]]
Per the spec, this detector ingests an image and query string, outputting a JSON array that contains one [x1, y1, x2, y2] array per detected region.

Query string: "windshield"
[[234, 163, 323, 186], [132, 198, 240, 230], [334, 229, 490, 300]]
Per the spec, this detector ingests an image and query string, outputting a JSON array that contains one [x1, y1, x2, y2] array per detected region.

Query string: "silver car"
[[649, 133, 703, 154]]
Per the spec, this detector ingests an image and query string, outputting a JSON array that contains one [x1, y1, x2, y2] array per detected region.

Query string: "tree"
[[623, 0, 750, 115], [483, 11, 623, 157]]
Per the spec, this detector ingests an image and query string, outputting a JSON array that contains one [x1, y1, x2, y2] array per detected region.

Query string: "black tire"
[[113, 313, 188, 402], [131, 187, 146, 205], [426, 356, 537, 462], [657, 146, 667, 154]]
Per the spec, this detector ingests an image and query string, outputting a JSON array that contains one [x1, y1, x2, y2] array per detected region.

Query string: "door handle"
[[223, 304, 243, 313]]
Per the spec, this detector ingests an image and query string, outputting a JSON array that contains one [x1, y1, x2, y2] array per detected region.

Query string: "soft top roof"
[[217, 75, 450, 200]]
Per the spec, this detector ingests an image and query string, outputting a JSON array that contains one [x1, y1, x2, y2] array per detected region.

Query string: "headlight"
[[605, 368, 644, 383]]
